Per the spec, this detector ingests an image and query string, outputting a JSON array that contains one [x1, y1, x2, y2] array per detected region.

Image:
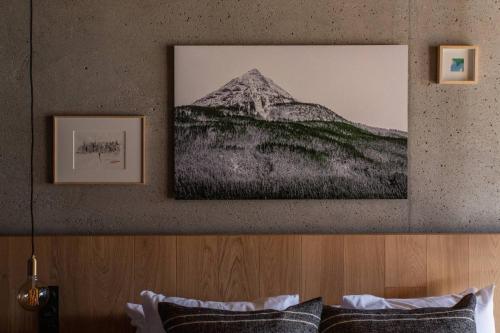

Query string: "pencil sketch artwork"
[[174, 46, 408, 200], [74, 131, 125, 170]]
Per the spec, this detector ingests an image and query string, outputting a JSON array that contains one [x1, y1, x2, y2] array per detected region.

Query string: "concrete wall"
[[1, 0, 499, 234]]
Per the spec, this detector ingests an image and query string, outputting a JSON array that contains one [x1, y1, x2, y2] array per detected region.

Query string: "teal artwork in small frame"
[[438, 45, 478, 84], [450, 58, 465, 72]]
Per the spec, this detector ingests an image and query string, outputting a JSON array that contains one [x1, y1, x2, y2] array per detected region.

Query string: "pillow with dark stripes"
[[320, 293, 476, 333], [158, 297, 323, 333]]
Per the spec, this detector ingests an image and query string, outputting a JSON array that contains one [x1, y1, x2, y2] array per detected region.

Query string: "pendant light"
[[16, 0, 49, 311]]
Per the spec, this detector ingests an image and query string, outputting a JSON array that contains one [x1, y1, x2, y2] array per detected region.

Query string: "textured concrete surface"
[[0, 0, 499, 234], [0, 0, 31, 232]]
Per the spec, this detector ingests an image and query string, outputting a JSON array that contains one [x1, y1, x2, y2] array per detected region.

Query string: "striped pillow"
[[158, 297, 323, 333], [320, 294, 476, 333]]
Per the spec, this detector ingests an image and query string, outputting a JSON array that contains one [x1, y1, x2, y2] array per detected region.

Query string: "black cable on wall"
[[29, 0, 35, 255]]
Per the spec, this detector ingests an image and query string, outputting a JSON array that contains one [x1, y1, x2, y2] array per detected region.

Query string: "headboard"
[[1, 234, 499, 332]]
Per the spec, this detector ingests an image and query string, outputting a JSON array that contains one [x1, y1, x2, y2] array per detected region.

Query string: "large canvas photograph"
[[174, 45, 408, 199]]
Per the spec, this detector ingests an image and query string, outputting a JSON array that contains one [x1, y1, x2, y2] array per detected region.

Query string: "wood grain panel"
[[469, 235, 500, 286], [259, 236, 301, 297], [216, 236, 260, 301], [385, 235, 427, 288], [344, 235, 385, 296], [177, 236, 260, 301], [301, 235, 344, 304], [427, 235, 469, 296], [0, 236, 10, 332], [133, 236, 176, 302], [51, 236, 92, 333], [176, 236, 220, 300], [384, 287, 427, 298], [35, 237, 56, 285], [469, 235, 500, 332], [90, 236, 134, 333], [2, 234, 500, 332]]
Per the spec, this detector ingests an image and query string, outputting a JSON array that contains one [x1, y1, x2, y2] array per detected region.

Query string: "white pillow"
[[342, 285, 495, 333], [139, 291, 300, 333], [125, 302, 145, 333]]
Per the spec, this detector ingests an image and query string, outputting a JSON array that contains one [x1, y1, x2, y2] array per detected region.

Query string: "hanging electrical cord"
[[17, 0, 50, 311], [29, 0, 35, 257]]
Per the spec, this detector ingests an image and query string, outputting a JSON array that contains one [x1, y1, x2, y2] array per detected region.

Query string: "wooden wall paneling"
[[344, 235, 385, 296], [384, 287, 428, 298], [469, 235, 500, 332], [4, 234, 500, 332], [34, 237, 56, 330], [176, 236, 260, 301], [35, 237, 55, 284], [0, 237, 10, 332], [216, 236, 260, 301], [385, 235, 427, 298], [7, 237, 37, 333], [176, 236, 220, 300], [259, 236, 301, 297], [90, 236, 135, 333], [301, 235, 344, 304], [50, 236, 93, 333], [469, 235, 500, 286], [427, 235, 469, 296], [133, 236, 177, 302]]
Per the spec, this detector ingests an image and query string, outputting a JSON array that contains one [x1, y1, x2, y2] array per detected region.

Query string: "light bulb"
[[17, 255, 49, 311]]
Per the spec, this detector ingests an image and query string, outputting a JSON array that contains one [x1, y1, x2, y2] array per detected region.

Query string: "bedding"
[[158, 297, 323, 333], [125, 302, 146, 333], [321, 294, 476, 333], [342, 285, 495, 333], [126, 291, 300, 333]]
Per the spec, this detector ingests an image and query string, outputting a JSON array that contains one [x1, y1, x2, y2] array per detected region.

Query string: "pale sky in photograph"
[[175, 45, 408, 131]]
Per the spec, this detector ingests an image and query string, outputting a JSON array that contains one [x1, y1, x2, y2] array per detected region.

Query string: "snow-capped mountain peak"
[[190, 68, 344, 122], [193, 68, 295, 119]]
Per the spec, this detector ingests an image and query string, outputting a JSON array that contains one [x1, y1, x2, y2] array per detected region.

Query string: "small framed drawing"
[[438, 45, 479, 84], [53, 115, 145, 184]]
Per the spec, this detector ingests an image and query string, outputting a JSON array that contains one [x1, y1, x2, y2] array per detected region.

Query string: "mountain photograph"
[[174, 46, 408, 199]]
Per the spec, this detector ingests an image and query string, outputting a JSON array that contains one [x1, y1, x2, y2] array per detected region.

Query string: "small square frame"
[[438, 45, 479, 84], [53, 115, 146, 184]]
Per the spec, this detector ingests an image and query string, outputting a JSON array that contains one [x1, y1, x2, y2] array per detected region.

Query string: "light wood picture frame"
[[53, 115, 145, 184], [438, 45, 479, 84]]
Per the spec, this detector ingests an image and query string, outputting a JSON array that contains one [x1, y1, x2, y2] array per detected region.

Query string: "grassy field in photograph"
[[174, 106, 407, 200]]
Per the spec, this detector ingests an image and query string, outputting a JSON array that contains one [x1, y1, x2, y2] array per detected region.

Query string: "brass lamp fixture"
[[16, 0, 49, 311]]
